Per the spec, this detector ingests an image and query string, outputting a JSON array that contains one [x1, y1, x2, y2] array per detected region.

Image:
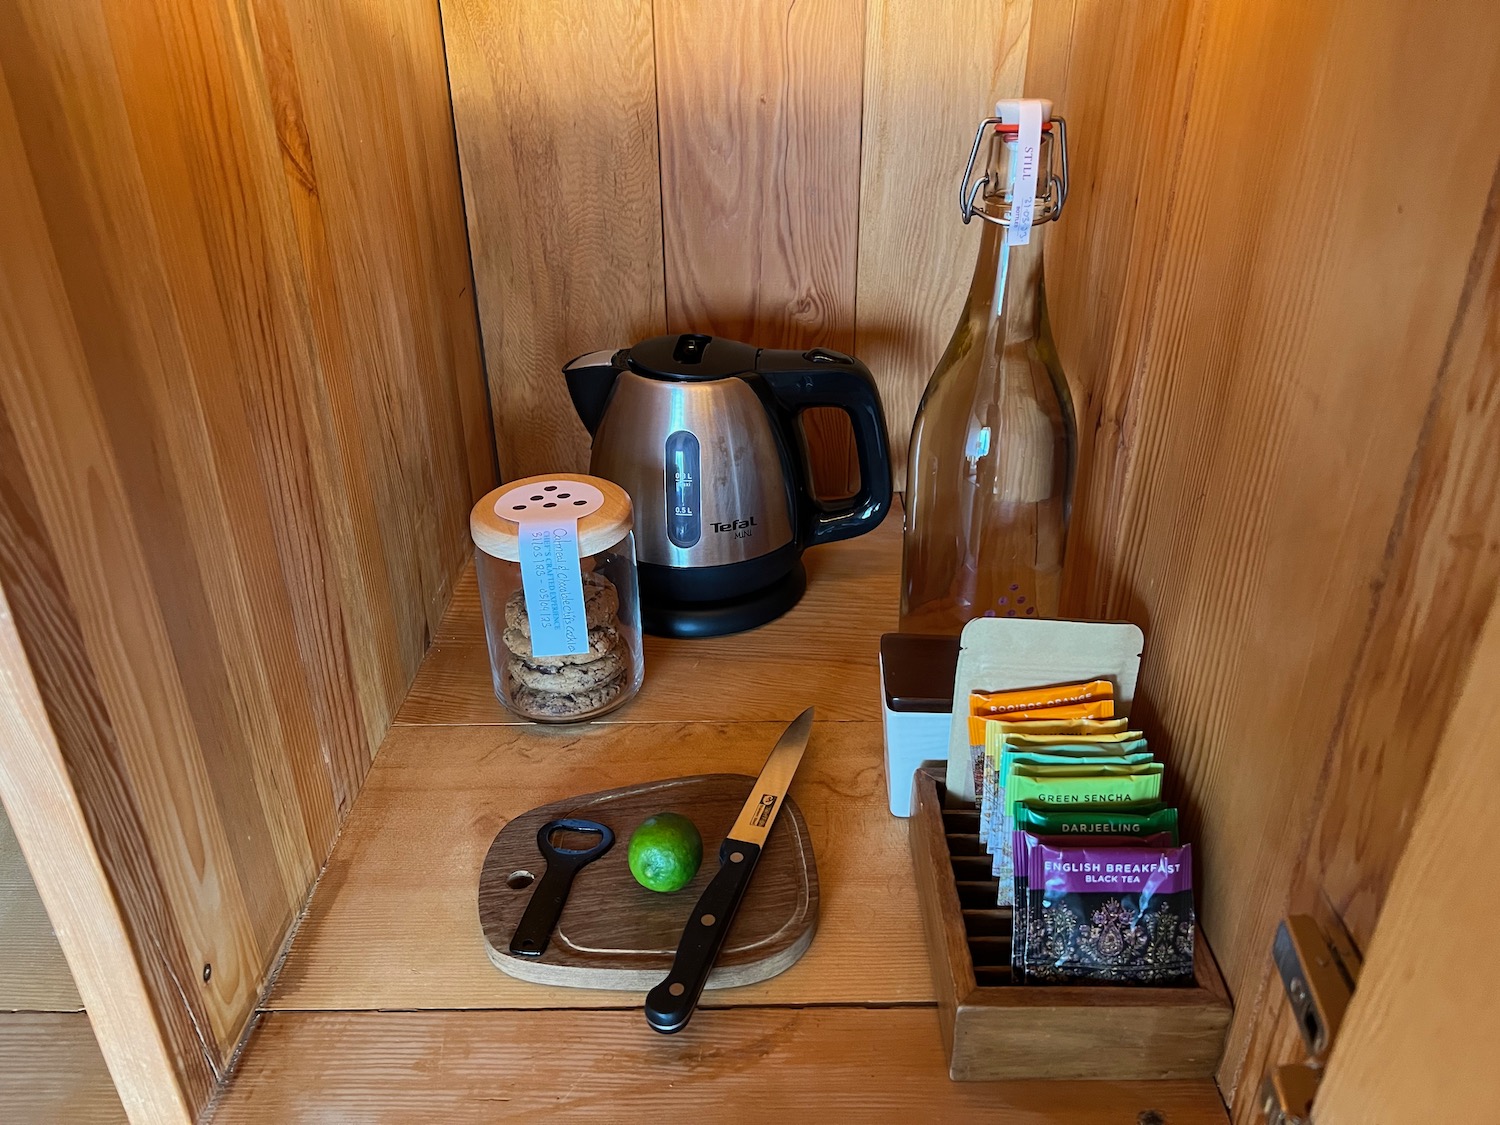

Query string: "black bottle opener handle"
[[509, 817, 614, 958]]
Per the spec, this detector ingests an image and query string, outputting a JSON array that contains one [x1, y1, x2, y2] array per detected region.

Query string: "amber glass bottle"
[[900, 111, 1075, 633]]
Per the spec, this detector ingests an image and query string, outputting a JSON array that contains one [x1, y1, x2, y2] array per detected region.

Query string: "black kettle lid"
[[625, 334, 758, 381]]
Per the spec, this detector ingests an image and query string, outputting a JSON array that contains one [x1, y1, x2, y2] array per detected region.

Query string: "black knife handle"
[[644, 839, 762, 1033]]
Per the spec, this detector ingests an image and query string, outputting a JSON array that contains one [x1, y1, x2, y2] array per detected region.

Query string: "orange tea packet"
[[970, 679, 1114, 717]]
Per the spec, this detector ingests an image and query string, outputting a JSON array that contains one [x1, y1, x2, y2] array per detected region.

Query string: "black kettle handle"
[[756, 349, 893, 548]]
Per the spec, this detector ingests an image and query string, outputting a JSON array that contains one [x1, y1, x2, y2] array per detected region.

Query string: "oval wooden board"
[[479, 774, 819, 990]]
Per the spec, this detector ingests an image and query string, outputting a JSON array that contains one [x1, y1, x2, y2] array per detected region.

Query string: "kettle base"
[[639, 562, 807, 639]]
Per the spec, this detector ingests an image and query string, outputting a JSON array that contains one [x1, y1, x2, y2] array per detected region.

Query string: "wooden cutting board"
[[478, 773, 819, 989]]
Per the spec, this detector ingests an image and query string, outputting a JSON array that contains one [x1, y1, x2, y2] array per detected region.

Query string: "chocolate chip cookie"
[[504, 570, 619, 637], [507, 646, 625, 694], [503, 624, 620, 668], [511, 679, 626, 720]]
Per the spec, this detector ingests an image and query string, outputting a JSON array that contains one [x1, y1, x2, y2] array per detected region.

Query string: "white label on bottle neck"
[[1006, 100, 1044, 245]]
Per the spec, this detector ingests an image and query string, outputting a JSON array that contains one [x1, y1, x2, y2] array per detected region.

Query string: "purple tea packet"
[[1021, 843, 1196, 985], [1010, 831, 1177, 981]]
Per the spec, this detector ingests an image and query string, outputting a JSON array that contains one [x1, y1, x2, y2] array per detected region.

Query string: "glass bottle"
[[900, 107, 1076, 633]]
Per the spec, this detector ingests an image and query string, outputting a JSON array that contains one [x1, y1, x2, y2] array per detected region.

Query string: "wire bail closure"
[[959, 116, 1069, 227]]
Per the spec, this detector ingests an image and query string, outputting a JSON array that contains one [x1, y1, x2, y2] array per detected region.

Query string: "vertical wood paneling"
[[1023, 0, 1500, 1112], [0, 566, 196, 1122], [1225, 141, 1500, 1125], [0, 0, 491, 1117], [655, 0, 865, 494], [1314, 592, 1500, 1124], [441, 0, 665, 479], [856, 0, 1032, 480]]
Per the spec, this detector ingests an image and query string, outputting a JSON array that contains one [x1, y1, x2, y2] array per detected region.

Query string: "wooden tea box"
[[910, 765, 1231, 1080]]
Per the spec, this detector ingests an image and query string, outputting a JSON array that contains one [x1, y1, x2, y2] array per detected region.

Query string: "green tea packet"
[[994, 766, 1165, 900], [1014, 803, 1178, 841], [977, 725, 1144, 844], [985, 746, 1152, 857]]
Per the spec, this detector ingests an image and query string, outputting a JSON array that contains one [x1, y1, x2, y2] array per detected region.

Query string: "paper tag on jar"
[[495, 481, 606, 658]]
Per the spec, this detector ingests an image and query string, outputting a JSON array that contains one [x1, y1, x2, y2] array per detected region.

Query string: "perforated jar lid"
[[470, 473, 634, 562]]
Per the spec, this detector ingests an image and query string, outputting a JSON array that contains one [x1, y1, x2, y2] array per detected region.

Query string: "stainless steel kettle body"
[[565, 333, 892, 638], [589, 369, 796, 570]]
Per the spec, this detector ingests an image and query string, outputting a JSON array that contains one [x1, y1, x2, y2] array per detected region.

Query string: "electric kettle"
[[565, 333, 893, 637]]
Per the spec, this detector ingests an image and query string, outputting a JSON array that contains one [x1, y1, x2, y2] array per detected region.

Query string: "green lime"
[[627, 813, 703, 893]]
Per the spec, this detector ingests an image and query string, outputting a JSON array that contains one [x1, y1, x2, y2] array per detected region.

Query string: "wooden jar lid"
[[470, 474, 634, 562]]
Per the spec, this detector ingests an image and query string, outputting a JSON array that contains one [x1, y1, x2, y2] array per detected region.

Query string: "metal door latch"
[[1259, 914, 1361, 1124]]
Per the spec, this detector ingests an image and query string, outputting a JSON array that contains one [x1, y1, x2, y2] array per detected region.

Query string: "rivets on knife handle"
[[701, 914, 716, 926]]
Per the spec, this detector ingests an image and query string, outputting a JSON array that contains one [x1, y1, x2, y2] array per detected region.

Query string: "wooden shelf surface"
[[0, 1012, 125, 1123], [268, 720, 930, 1010], [395, 513, 902, 725], [213, 1009, 1228, 1124], [241, 520, 1227, 1122], [1, 809, 82, 1012]]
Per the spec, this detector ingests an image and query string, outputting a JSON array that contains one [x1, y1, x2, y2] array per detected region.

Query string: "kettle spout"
[[563, 350, 622, 436]]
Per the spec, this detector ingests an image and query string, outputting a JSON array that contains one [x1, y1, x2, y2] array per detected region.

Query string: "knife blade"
[[644, 707, 814, 1033]]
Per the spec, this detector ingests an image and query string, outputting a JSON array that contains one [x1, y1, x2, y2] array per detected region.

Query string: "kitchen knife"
[[644, 707, 814, 1033]]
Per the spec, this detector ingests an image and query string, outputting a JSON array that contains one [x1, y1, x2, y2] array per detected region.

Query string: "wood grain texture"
[[856, 0, 1032, 479], [211, 1008, 1227, 1124], [398, 509, 901, 724], [655, 0, 864, 496], [1230, 133, 1500, 1119], [1023, 0, 1500, 1110], [0, 0, 489, 1116], [0, 808, 81, 1012], [0, 574, 193, 1121], [1313, 596, 1500, 1125], [0, 1012, 127, 1125], [478, 774, 816, 989], [266, 722, 929, 1011], [1299, 156, 1500, 951], [441, 0, 666, 478]]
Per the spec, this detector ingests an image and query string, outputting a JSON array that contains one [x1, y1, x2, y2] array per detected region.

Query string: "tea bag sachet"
[[972, 714, 1132, 840], [995, 766, 1165, 901], [1010, 830, 1178, 975], [981, 728, 1148, 843], [1014, 802, 1178, 841], [965, 681, 1117, 799], [986, 745, 1152, 859], [970, 679, 1115, 717], [1021, 843, 1195, 986]]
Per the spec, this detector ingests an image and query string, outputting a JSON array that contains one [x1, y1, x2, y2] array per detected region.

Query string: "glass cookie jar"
[[470, 474, 644, 722]]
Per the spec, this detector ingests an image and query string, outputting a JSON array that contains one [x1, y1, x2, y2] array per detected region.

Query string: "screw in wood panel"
[[202, 963, 212, 983], [507, 870, 535, 889]]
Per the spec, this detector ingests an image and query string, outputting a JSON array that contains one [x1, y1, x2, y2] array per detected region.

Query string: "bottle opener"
[[509, 817, 615, 958]]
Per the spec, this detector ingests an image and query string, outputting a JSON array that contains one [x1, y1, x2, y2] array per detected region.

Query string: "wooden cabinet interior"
[[0, 0, 492, 1118], [0, 0, 1497, 1120]]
